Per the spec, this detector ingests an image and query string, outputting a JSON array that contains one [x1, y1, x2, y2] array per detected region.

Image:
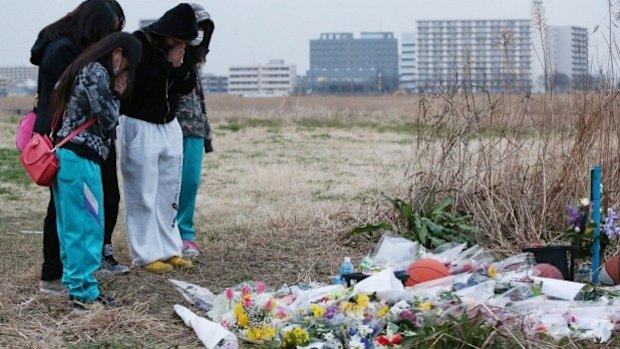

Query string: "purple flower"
[[566, 206, 581, 227], [603, 208, 620, 239], [323, 305, 339, 319]]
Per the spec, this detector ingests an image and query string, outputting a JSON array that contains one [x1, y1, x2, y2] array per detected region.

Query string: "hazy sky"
[[0, 0, 611, 75]]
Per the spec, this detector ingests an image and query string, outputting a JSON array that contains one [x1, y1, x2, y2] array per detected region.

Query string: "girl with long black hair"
[[30, 0, 128, 297], [51, 32, 141, 311]]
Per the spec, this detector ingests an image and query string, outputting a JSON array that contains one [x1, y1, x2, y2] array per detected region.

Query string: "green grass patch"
[[0, 148, 31, 186], [218, 123, 244, 132]]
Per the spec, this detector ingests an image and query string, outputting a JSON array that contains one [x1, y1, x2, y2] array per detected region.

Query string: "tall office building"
[[399, 32, 417, 92], [228, 60, 297, 96], [307, 32, 399, 94], [414, 19, 532, 93]]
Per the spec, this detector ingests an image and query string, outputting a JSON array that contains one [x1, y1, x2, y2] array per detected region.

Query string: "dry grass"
[[1, 92, 619, 348]]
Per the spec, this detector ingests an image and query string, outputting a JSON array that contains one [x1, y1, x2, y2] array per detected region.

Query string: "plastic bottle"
[[339, 257, 355, 283]]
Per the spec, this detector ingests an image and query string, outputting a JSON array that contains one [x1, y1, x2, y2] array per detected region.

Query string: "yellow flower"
[[341, 302, 353, 313], [284, 328, 310, 347], [488, 265, 498, 278], [234, 302, 244, 317], [246, 326, 277, 341], [246, 327, 263, 341], [261, 326, 276, 340], [237, 312, 249, 328], [310, 304, 326, 318], [356, 294, 370, 308], [377, 305, 389, 317], [418, 302, 432, 311]]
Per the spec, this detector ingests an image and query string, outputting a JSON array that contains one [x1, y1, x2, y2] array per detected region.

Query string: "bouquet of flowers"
[[564, 196, 620, 260], [288, 292, 388, 348], [218, 282, 286, 345]]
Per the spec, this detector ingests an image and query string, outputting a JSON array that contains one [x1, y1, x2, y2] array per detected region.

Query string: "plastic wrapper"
[[447, 244, 494, 274], [455, 280, 496, 304], [421, 242, 467, 264], [404, 275, 455, 301], [175, 304, 238, 349], [369, 233, 418, 272], [352, 267, 405, 302], [169, 279, 216, 312], [493, 253, 530, 274], [488, 283, 535, 308], [531, 277, 585, 301]]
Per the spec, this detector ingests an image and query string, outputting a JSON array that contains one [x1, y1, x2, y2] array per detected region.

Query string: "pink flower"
[[225, 288, 234, 300], [263, 298, 275, 311], [276, 307, 287, 319], [256, 282, 267, 294], [242, 295, 254, 308], [241, 285, 251, 296]]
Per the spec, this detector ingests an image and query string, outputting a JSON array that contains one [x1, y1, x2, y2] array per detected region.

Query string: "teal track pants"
[[177, 137, 204, 241], [52, 148, 103, 302]]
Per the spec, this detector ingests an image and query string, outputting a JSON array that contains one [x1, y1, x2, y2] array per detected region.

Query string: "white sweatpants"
[[119, 116, 184, 266]]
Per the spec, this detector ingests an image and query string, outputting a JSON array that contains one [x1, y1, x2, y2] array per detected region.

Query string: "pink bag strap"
[[54, 118, 97, 149]]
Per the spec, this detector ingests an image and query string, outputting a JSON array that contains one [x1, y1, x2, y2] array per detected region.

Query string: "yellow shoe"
[[164, 256, 193, 269], [143, 261, 174, 274]]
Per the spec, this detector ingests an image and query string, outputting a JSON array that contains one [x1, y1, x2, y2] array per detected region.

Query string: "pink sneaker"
[[182, 240, 200, 257]]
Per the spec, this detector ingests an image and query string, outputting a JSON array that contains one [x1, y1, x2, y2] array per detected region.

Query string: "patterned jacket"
[[55, 62, 120, 164], [175, 77, 213, 143]]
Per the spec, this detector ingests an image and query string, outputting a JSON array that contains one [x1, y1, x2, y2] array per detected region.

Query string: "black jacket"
[[30, 35, 80, 135], [122, 4, 197, 124]]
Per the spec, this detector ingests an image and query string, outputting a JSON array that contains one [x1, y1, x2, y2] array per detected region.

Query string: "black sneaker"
[[99, 255, 130, 275], [98, 244, 130, 275], [70, 294, 118, 312]]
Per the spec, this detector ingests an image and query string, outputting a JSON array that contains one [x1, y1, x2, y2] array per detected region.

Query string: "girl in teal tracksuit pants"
[[51, 32, 141, 309]]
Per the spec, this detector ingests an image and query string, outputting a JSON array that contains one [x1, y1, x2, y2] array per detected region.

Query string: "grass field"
[[1, 93, 619, 348], [0, 96, 415, 348]]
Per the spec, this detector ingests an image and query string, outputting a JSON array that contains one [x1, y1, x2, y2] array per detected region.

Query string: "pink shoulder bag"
[[20, 117, 95, 187]]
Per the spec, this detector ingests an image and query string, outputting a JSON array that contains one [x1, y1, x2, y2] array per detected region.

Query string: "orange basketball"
[[532, 263, 563, 280], [406, 259, 450, 286], [600, 255, 620, 286]]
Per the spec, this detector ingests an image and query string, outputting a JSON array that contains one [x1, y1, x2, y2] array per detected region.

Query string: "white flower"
[[323, 332, 336, 341], [348, 335, 364, 349], [580, 198, 590, 207], [574, 226, 581, 233], [357, 324, 373, 336]]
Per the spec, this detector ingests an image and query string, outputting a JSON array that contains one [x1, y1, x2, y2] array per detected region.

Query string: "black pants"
[[40, 145, 120, 281]]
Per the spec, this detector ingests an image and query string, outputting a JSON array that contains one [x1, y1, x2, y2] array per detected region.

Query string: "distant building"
[[228, 60, 297, 96], [0, 66, 38, 94], [399, 32, 417, 92], [201, 73, 228, 94], [414, 19, 532, 93], [139, 19, 156, 28], [307, 32, 399, 94], [0, 77, 8, 96], [545, 26, 589, 91]]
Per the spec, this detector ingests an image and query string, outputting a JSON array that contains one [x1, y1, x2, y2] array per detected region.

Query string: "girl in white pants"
[[120, 116, 189, 272]]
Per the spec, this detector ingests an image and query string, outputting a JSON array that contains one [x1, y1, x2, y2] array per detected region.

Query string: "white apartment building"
[[547, 26, 589, 90], [414, 19, 532, 93], [400, 1, 588, 93], [0, 66, 38, 88], [228, 60, 296, 96], [399, 32, 416, 92]]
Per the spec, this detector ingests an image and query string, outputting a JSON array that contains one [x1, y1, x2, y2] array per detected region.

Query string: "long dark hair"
[[52, 32, 142, 117], [40, 0, 121, 50]]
